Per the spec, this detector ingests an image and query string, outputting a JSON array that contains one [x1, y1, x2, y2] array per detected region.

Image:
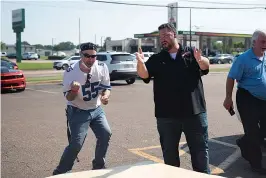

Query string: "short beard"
[[162, 43, 173, 51]]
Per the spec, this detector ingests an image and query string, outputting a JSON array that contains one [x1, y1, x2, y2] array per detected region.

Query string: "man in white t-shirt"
[[53, 42, 112, 175]]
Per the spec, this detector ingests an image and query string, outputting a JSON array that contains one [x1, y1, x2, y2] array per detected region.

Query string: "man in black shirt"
[[136, 23, 210, 174]]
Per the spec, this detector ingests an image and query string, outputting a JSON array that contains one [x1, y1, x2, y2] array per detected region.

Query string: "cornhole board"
[[47, 161, 226, 178]]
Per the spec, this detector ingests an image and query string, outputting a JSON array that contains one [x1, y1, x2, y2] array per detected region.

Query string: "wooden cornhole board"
[[47, 161, 225, 178]]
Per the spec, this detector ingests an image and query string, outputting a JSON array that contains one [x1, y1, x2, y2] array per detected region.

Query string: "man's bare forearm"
[[226, 77, 235, 98], [137, 61, 149, 79], [198, 56, 210, 70], [66, 91, 78, 101]]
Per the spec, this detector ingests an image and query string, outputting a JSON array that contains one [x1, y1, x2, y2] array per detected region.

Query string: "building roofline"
[[134, 30, 252, 38]]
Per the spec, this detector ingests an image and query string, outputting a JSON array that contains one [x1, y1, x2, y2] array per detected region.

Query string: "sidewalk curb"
[[27, 80, 62, 84], [26, 71, 228, 85]]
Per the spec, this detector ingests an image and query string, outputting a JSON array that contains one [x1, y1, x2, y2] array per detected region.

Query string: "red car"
[[1, 58, 18, 69], [1, 60, 26, 91]]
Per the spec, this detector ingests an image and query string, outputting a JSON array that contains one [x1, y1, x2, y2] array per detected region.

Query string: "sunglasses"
[[82, 53, 97, 58]]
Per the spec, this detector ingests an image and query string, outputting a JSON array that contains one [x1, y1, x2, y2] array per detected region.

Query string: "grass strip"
[[18, 63, 53, 70]]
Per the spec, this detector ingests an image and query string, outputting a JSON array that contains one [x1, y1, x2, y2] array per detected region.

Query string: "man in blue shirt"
[[223, 29, 266, 175]]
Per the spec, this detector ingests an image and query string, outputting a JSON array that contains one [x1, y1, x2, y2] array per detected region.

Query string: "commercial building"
[[105, 30, 252, 55]]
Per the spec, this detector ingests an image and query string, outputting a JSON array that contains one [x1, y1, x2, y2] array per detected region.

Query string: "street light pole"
[[101, 36, 104, 47], [79, 18, 81, 45], [52, 38, 55, 55], [189, 8, 192, 48]]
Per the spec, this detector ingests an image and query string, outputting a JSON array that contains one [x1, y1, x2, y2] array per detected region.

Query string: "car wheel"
[[55, 67, 61, 70], [217, 60, 222, 64], [228, 60, 232, 64], [126, 78, 135, 85], [62, 64, 69, 70]]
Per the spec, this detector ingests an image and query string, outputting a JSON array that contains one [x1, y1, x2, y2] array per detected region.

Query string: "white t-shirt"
[[62, 60, 111, 110], [170, 53, 177, 60]]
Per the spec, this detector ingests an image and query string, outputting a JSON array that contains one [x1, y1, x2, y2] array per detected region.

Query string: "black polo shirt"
[[142, 45, 209, 119]]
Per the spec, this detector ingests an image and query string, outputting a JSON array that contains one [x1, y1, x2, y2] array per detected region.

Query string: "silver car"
[[209, 54, 234, 64], [53, 56, 80, 70], [22, 52, 38, 60]]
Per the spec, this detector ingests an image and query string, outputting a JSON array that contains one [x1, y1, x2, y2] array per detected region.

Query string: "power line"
[[1, 1, 98, 11], [177, 0, 266, 6], [87, 0, 266, 9]]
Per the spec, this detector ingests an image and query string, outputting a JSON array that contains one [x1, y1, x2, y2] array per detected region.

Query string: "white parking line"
[[211, 149, 241, 174], [26, 88, 59, 94], [209, 139, 238, 149]]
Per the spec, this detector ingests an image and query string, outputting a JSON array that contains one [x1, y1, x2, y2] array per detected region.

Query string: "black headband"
[[80, 42, 97, 52]]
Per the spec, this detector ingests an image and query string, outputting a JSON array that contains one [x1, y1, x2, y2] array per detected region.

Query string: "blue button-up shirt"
[[228, 49, 266, 101]]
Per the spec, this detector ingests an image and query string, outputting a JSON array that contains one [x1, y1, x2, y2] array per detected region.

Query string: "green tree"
[[101, 37, 111, 51], [33, 44, 44, 49], [54, 41, 75, 51], [1, 41, 6, 50]]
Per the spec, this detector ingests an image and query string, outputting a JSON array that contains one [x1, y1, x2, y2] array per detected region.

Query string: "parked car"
[[133, 52, 154, 62], [53, 55, 81, 70], [1, 60, 26, 92], [1, 58, 18, 69], [22, 52, 38, 60], [209, 54, 234, 64], [6, 53, 16, 59], [1, 52, 7, 57], [97, 51, 137, 84]]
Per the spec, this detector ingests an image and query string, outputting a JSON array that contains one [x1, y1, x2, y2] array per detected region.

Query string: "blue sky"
[[1, 0, 266, 46]]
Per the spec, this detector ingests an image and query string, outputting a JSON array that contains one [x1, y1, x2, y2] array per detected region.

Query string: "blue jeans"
[[54, 105, 112, 173], [157, 112, 210, 174]]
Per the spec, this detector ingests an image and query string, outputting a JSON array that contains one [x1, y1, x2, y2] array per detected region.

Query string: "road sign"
[[12, 9, 25, 32], [134, 34, 144, 38], [12, 9, 25, 63], [178, 31, 196, 35]]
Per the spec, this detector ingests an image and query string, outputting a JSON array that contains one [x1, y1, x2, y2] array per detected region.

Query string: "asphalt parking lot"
[[1, 73, 266, 178]]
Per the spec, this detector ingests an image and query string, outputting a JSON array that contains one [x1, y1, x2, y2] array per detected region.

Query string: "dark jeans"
[[157, 112, 210, 174], [54, 105, 112, 174], [236, 88, 266, 168]]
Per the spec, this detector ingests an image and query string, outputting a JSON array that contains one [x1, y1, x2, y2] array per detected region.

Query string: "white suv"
[[22, 52, 39, 60], [53, 56, 80, 70], [97, 52, 137, 84], [133, 52, 154, 62]]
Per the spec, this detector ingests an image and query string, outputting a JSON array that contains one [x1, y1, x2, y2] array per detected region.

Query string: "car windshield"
[[111, 54, 135, 62], [1, 60, 13, 69], [60, 56, 71, 60]]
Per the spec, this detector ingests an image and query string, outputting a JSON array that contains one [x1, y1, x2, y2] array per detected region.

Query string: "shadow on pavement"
[[211, 134, 265, 178], [1, 89, 24, 94], [110, 82, 129, 86], [178, 134, 266, 178]]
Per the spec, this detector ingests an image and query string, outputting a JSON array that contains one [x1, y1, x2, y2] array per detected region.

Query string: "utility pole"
[[51, 38, 55, 55], [170, 5, 175, 27], [79, 18, 81, 45], [189, 8, 192, 48], [101, 36, 104, 47]]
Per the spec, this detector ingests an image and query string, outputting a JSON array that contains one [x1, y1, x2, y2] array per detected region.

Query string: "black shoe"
[[236, 138, 249, 161], [251, 167, 266, 175], [92, 166, 106, 170], [52, 169, 62, 175], [236, 138, 241, 147]]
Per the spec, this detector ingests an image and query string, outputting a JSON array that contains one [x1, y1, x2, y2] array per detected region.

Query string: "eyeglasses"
[[82, 53, 97, 58]]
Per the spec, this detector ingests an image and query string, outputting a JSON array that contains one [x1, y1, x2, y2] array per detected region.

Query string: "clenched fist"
[[70, 81, 81, 92], [100, 95, 109, 105]]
